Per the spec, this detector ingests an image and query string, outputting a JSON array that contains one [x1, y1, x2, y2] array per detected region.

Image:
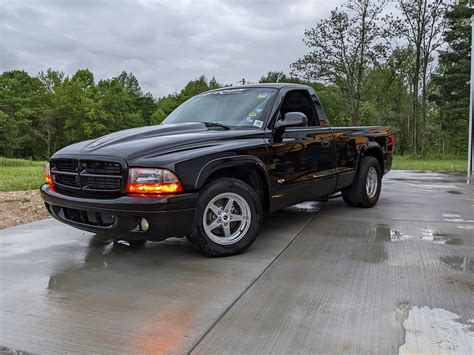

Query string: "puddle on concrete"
[[443, 213, 461, 218], [47, 236, 193, 291], [457, 225, 474, 230], [441, 214, 474, 224], [440, 256, 474, 273], [375, 224, 391, 242], [352, 243, 388, 264], [392, 177, 444, 181], [407, 183, 460, 189], [399, 306, 474, 354], [351, 242, 387, 264], [283, 201, 322, 214], [0, 346, 31, 354], [444, 218, 474, 223], [375, 225, 463, 245], [446, 276, 474, 291], [447, 190, 463, 195], [351, 225, 388, 263]]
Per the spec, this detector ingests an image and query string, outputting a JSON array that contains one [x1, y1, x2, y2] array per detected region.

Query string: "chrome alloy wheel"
[[202, 192, 251, 245], [366, 166, 378, 199]]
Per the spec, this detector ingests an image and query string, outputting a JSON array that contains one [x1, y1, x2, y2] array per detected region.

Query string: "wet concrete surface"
[[1, 170, 474, 354]]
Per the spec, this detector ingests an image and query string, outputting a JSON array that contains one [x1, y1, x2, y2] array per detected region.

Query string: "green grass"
[[392, 156, 467, 172], [0, 157, 46, 191]]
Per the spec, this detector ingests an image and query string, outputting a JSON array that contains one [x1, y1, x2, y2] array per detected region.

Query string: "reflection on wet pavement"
[[46, 235, 196, 291], [351, 241, 387, 264], [0, 346, 31, 355], [283, 201, 322, 214], [392, 172, 467, 184], [375, 224, 463, 245], [441, 256, 474, 273], [351, 224, 389, 263], [458, 225, 474, 230]]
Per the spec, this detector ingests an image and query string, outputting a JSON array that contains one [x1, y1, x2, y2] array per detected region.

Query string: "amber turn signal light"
[[44, 163, 54, 190]]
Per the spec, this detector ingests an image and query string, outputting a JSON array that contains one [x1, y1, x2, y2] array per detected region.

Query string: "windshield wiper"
[[201, 121, 231, 130]]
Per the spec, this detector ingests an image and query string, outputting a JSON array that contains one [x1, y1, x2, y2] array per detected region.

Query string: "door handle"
[[321, 140, 331, 148]]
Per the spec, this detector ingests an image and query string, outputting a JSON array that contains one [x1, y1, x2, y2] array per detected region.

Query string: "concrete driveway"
[[1, 171, 473, 354]]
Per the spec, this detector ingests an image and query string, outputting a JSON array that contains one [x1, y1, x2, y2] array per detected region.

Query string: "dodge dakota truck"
[[41, 83, 393, 256]]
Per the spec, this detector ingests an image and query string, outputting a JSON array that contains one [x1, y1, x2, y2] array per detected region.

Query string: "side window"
[[280, 90, 319, 126]]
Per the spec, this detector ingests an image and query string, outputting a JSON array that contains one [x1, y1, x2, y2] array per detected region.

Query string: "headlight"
[[126, 168, 183, 195]]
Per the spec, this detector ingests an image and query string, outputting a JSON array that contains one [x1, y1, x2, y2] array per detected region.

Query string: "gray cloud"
[[1, 0, 340, 97]]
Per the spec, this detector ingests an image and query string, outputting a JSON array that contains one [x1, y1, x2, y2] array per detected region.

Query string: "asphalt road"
[[1, 171, 473, 354]]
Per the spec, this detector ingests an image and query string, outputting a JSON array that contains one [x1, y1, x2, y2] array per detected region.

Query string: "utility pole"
[[468, 15, 474, 184]]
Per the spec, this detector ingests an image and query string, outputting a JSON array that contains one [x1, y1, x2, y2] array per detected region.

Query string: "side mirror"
[[274, 112, 308, 130]]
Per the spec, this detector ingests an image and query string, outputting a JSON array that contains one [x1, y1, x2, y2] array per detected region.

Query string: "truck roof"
[[207, 83, 313, 92]]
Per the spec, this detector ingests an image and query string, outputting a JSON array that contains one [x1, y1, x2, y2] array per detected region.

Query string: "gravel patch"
[[0, 190, 50, 229]]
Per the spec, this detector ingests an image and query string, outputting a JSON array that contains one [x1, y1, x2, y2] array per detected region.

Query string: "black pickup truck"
[[41, 83, 393, 256]]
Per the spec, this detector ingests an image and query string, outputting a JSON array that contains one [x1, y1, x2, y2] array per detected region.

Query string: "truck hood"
[[53, 123, 265, 161]]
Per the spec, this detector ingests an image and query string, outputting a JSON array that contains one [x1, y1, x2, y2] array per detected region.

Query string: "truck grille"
[[55, 174, 80, 187], [54, 160, 78, 172], [85, 176, 122, 190], [50, 158, 126, 198], [83, 160, 122, 175]]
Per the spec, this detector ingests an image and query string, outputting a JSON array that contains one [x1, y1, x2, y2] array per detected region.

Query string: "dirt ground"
[[0, 190, 50, 229]]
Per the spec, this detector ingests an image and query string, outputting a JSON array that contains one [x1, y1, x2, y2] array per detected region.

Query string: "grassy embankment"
[[0, 156, 468, 192], [392, 156, 467, 173], [0, 157, 46, 192]]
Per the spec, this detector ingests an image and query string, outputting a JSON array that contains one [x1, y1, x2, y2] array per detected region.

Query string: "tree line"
[[292, 0, 471, 157], [0, 0, 471, 160], [0, 71, 222, 159]]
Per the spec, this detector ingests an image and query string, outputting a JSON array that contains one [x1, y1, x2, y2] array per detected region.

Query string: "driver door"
[[266, 89, 336, 211]]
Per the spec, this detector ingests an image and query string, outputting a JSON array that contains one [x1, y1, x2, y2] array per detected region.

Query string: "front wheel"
[[342, 156, 382, 208], [187, 178, 262, 257]]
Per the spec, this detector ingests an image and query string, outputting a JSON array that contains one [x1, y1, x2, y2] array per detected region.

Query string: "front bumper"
[[40, 184, 198, 241]]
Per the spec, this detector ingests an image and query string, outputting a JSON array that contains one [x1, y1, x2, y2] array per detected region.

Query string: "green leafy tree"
[[154, 75, 224, 121], [260, 71, 299, 83], [150, 109, 167, 124], [0, 70, 46, 158], [396, 0, 446, 155], [292, 0, 386, 125], [431, 1, 473, 156]]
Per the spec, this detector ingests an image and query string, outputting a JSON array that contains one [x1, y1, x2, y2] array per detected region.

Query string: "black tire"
[[186, 178, 262, 257], [342, 156, 382, 208]]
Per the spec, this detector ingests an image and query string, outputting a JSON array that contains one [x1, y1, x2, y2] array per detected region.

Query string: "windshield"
[[162, 88, 277, 128]]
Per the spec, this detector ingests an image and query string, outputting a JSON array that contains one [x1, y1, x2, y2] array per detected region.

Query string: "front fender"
[[195, 155, 270, 190]]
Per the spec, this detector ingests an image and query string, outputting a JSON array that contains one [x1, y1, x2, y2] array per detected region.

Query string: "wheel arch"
[[195, 156, 271, 215], [358, 143, 384, 173]]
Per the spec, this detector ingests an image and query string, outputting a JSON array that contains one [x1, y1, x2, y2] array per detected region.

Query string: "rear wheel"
[[342, 156, 382, 208], [187, 178, 262, 256]]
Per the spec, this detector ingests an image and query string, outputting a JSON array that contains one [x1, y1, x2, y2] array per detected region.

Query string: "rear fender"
[[357, 142, 383, 172]]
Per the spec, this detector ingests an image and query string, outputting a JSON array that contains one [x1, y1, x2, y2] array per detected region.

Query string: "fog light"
[[139, 218, 149, 232]]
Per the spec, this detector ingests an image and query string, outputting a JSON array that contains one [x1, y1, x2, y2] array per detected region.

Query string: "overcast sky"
[[1, 0, 343, 97]]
